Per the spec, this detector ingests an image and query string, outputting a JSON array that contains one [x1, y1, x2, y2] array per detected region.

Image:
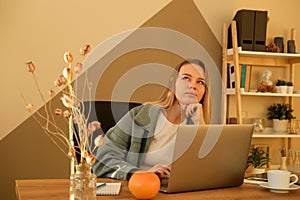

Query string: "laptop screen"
[[161, 124, 253, 193]]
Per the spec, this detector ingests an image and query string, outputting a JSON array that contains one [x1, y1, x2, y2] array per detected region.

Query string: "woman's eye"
[[197, 80, 205, 85], [182, 76, 190, 80]]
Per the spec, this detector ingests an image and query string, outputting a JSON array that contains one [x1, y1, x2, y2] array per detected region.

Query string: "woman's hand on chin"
[[180, 103, 205, 124]]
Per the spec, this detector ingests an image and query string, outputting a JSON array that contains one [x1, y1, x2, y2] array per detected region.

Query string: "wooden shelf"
[[253, 133, 300, 138], [227, 49, 300, 66], [226, 89, 300, 97], [252, 128, 300, 138]]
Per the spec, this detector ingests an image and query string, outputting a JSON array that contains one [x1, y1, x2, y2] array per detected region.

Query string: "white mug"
[[267, 170, 298, 188]]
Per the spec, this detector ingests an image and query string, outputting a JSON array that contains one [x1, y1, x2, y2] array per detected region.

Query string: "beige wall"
[[3, 0, 300, 140], [0, 0, 172, 141], [0, 0, 232, 141], [1, 0, 300, 199]]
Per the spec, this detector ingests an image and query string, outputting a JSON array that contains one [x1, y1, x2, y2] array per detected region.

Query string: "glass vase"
[[70, 160, 97, 200]]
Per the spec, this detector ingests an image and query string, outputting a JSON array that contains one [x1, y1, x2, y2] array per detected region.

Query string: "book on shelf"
[[227, 63, 252, 92], [240, 65, 246, 88], [227, 62, 236, 88], [244, 65, 252, 92], [241, 64, 252, 92]]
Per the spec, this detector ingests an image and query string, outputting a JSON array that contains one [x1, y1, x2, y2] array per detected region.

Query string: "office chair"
[[73, 100, 141, 162]]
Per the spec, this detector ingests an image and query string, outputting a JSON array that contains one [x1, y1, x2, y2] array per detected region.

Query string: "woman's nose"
[[188, 80, 197, 89]]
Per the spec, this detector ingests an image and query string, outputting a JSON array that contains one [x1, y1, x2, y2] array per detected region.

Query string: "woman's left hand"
[[148, 164, 171, 179]]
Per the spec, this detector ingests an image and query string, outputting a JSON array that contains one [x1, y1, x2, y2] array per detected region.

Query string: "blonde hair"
[[152, 58, 211, 123]]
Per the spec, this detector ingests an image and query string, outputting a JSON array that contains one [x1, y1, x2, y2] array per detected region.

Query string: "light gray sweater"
[[92, 104, 193, 180]]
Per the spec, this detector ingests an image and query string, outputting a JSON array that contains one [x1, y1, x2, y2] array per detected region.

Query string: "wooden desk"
[[15, 178, 300, 200]]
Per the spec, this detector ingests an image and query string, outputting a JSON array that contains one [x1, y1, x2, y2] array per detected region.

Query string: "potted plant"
[[247, 147, 270, 174], [287, 81, 294, 94], [275, 79, 287, 93], [267, 103, 294, 132]]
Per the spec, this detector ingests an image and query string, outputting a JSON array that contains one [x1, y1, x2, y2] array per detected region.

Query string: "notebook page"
[[96, 182, 121, 196]]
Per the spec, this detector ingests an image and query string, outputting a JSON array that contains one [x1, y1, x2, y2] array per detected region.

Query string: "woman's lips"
[[185, 92, 197, 97]]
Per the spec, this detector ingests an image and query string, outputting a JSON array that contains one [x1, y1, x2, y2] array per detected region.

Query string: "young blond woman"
[[93, 58, 211, 180]]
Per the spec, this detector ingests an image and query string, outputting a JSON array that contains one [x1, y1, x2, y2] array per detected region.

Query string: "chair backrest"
[[73, 101, 141, 162], [83, 101, 141, 133]]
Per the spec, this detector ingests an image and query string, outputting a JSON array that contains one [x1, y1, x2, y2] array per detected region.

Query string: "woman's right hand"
[[148, 164, 171, 179], [181, 103, 205, 124]]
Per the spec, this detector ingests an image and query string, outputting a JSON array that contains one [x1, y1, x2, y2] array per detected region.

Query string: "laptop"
[[160, 124, 253, 193]]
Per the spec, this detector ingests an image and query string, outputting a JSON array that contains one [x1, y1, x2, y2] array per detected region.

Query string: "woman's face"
[[175, 63, 206, 105]]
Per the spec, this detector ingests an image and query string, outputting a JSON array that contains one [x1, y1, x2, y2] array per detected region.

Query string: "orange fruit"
[[128, 171, 160, 199]]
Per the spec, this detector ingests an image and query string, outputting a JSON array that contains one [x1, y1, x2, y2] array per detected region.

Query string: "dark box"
[[228, 9, 268, 51]]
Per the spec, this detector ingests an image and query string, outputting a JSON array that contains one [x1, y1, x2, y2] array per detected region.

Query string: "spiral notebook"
[[96, 182, 121, 196]]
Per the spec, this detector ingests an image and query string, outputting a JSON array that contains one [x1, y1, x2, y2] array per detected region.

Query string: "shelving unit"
[[222, 20, 300, 124], [222, 21, 300, 147]]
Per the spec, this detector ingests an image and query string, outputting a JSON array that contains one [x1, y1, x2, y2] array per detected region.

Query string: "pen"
[[97, 182, 107, 189]]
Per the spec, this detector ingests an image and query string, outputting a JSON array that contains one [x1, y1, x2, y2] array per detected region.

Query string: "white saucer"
[[259, 182, 300, 193]]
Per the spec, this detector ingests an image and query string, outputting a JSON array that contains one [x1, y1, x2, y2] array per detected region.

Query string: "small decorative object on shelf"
[[265, 42, 280, 53], [274, 37, 284, 53], [262, 70, 273, 86], [257, 70, 276, 93], [280, 145, 288, 170], [294, 150, 300, 173], [287, 149, 294, 171], [267, 103, 294, 133], [288, 28, 296, 53], [287, 81, 294, 94], [287, 40, 296, 53], [22, 44, 103, 200], [253, 118, 264, 132], [257, 82, 276, 93], [275, 79, 287, 93], [289, 119, 299, 134]]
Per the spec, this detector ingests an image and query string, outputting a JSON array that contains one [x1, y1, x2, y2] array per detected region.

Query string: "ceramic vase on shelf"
[[272, 119, 288, 133], [279, 85, 288, 94], [70, 159, 97, 200], [287, 86, 294, 94]]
